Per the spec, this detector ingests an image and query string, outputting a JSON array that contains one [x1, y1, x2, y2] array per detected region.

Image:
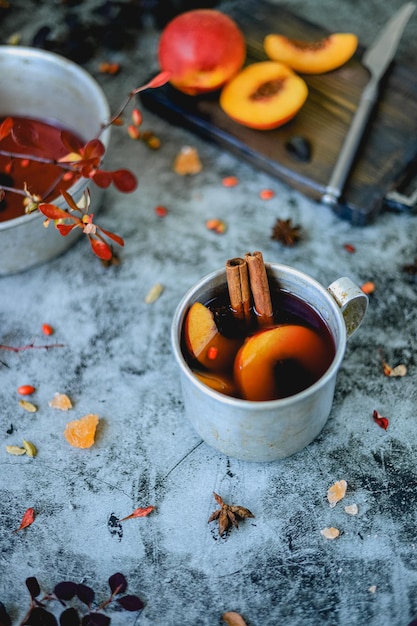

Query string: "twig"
[[0, 343, 65, 353]]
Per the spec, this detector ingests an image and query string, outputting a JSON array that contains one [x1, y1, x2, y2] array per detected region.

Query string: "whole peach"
[[158, 9, 246, 96]]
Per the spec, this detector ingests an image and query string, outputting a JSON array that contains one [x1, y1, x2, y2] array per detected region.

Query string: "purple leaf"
[[108, 573, 127, 595], [75, 584, 95, 606], [81, 613, 110, 626], [26, 577, 41, 599], [116, 595, 144, 612], [59, 608, 80, 626], [54, 581, 77, 601], [23, 607, 58, 626], [0, 601, 12, 626]]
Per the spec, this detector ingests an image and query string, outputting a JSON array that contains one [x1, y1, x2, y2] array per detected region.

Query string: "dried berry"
[[17, 384, 35, 396], [259, 188, 275, 200], [42, 323, 54, 336], [206, 218, 227, 234], [222, 176, 239, 188]]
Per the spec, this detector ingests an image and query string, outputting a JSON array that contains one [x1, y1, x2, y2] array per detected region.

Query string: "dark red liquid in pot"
[[0, 116, 84, 222]]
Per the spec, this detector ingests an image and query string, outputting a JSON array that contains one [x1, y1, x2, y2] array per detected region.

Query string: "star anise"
[[208, 492, 254, 536], [271, 217, 302, 246]]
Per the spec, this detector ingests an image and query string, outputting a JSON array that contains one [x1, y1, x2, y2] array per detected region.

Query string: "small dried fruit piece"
[[49, 393, 72, 411], [19, 400, 37, 413], [22, 440, 37, 458], [145, 283, 164, 304], [6, 445, 26, 456], [173, 146, 202, 175], [64, 414, 99, 448], [223, 612, 248, 626], [327, 479, 347, 507], [206, 218, 227, 234], [320, 527, 340, 539], [344, 503, 358, 515]]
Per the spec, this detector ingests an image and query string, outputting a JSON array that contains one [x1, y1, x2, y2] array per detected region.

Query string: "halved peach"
[[234, 324, 332, 401], [193, 371, 238, 397], [264, 33, 358, 74], [184, 302, 240, 371], [219, 61, 308, 130]]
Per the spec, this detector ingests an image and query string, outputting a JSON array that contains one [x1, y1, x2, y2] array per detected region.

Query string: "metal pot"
[[0, 46, 111, 275]]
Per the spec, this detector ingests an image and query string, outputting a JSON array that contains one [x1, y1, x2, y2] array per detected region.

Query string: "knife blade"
[[321, 2, 416, 207]]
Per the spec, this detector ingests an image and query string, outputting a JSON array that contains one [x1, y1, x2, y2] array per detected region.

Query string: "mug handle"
[[327, 277, 368, 339]]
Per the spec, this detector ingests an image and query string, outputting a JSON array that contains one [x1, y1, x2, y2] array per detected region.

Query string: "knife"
[[321, 3, 416, 207]]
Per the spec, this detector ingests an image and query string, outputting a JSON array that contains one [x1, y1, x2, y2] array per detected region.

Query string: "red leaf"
[[118, 506, 155, 522], [0, 116, 13, 141], [96, 225, 124, 247], [61, 188, 81, 212], [82, 138, 105, 161], [111, 169, 137, 193], [91, 170, 112, 188], [15, 507, 35, 532], [57, 223, 78, 236], [39, 203, 73, 221], [89, 237, 113, 261], [134, 71, 171, 94], [373, 409, 389, 430]]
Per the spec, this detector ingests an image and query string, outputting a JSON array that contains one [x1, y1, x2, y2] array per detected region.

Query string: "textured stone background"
[[1, 1, 417, 625]]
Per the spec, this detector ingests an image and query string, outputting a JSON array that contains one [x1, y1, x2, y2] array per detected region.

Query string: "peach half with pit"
[[219, 61, 308, 130], [234, 324, 332, 401], [264, 33, 358, 74], [158, 9, 246, 96], [184, 302, 240, 372]]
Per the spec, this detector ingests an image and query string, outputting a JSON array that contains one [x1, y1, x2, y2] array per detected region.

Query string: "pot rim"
[[0, 45, 111, 232]]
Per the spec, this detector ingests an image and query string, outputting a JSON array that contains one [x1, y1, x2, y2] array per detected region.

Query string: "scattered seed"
[[344, 503, 358, 515], [19, 400, 37, 413], [343, 243, 356, 253], [154, 205, 168, 217], [22, 440, 37, 458], [42, 323, 54, 336], [173, 146, 202, 175], [368, 585, 377, 593], [132, 108, 143, 126], [259, 188, 275, 200], [17, 385, 35, 396], [49, 393, 73, 411], [222, 176, 239, 188], [320, 527, 340, 539], [127, 124, 141, 140], [327, 480, 347, 507], [6, 445, 26, 456], [7, 33, 21, 46], [361, 281, 375, 295], [21, 159, 30, 168], [145, 283, 164, 304], [206, 218, 227, 234]]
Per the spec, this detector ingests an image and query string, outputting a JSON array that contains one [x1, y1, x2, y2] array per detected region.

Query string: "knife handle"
[[322, 80, 379, 206]]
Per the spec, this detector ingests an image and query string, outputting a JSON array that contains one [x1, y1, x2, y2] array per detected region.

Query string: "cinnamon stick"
[[244, 251, 273, 327], [226, 257, 251, 324]]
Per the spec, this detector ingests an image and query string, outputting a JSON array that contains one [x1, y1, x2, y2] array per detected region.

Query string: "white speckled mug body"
[[172, 263, 368, 462]]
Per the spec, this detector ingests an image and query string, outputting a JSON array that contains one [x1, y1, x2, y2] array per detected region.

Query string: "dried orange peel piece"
[[64, 414, 99, 448]]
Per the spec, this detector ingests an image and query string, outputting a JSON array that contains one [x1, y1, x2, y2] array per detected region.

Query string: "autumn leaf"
[[208, 492, 254, 537], [14, 507, 35, 532], [373, 409, 389, 430], [118, 506, 155, 522]]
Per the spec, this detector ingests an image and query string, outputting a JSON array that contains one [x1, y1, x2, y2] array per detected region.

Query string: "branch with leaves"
[[0, 71, 170, 261]]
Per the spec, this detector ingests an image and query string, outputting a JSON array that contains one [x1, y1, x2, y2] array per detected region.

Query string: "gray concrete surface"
[[1, 1, 417, 625]]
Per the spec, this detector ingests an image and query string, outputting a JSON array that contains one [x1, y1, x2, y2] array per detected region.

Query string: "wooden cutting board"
[[140, 1, 417, 224]]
